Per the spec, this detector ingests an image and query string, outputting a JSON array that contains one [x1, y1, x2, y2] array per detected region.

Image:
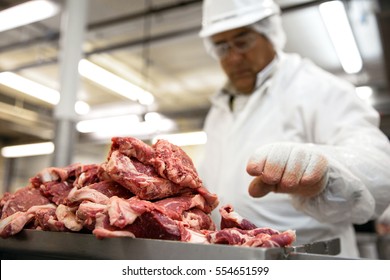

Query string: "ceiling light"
[[1, 142, 55, 158], [75, 100, 90, 115], [77, 115, 177, 140], [0, 71, 60, 105], [144, 112, 164, 122], [76, 115, 141, 133], [355, 86, 373, 100], [0, 0, 60, 33], [319, 1, 363, 74], [78, 59, 155, 105], [0, 71, 91, 113], [152, 131, 207, 147]]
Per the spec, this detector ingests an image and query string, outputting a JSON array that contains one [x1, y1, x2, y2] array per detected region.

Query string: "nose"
[[224, 46, 244, 63]]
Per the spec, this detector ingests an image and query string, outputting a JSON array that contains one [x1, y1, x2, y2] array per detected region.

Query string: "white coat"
[[198, 52, 390, 258]]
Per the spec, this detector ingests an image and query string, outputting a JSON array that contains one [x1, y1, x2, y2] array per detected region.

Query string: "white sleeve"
[[292, 152, 376, 224], [292, 130, 390, 223], [287, 72, 390, 224]]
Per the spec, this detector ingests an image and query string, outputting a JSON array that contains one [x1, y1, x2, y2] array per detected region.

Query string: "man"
[[197, 0, 390, 258]]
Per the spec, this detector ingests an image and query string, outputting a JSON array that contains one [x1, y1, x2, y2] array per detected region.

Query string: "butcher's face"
[[211, 27, 276, 94]]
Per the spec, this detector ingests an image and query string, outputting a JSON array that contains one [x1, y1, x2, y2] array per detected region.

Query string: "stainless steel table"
[[0, 229, 345, 260]]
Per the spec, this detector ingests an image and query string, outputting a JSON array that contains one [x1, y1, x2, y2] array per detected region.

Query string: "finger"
[[300, 153, 328, 186], [246, 147, 268, 176], [248, 176, 275, 198], [247, 144, 291, 185], [278, 147, 310, 192], [297, 153, 328, 197], [298, 172, 328, 197], [261, 144, 291, 185]]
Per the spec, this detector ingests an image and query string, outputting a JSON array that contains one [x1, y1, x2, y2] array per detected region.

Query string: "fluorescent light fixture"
[[77, 114, 177, 140], [355, 86, 373, 100], [152, 131, 207, 147], [76, 115, 140, 133], [0, 0, 60, 33], [0, 71, 91, 112], [319, 1, 363, 74], [1, 142, 55, 158], [0, 71, 60, 105], [75, 100, 90, 115], [144, 112, 163, 122], [78, 59, 155, 105]]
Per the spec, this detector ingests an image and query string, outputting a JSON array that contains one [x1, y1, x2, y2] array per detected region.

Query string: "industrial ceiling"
[[0, 0, 389, 153]]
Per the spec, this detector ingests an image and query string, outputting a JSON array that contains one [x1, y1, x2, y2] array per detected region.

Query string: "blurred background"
[[0, 0, 389, 195]]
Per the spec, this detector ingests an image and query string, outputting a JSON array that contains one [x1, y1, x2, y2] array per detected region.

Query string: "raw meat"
[[105, 137, 214, 202], [1, 187, 51, 219], [104, 150, 186, 200], [0, 136, 296, 249], [0, 204, 57, 238], [152, 139, 203, 189], [206, 228, 296, 247], [220, 204, 257, 230]]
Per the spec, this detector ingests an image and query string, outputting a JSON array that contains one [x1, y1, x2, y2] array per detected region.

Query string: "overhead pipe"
[[0, 0, 202, 53], [5, 25, 201, 72], [0, 0, 333, 73]]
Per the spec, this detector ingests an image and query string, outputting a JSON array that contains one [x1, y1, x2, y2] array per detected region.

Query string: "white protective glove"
[[246, 143, 329, 198]]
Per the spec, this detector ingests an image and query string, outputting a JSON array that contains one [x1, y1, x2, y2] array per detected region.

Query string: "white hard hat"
[[199, 0, 281, 38]]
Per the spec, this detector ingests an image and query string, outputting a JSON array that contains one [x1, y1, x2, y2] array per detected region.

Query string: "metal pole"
[[1, 158, 14, 194], [52, 0, 88, 167]]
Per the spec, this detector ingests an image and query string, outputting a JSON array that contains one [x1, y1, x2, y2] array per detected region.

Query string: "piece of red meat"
[[152, 139, 203, 189], [109, 136, 155, 163], [0, 211, 36, 238], [206, 227, 296, 247], [105, 138, 219, 209], [39, 181, 73, 206], [34, 206, 68, 232], [74, 164, 104, 188], [0, 204, 57, 238], [105, 195, 215, 231], [93, 210, 182, 241], [109, 137, 205, 190], [220, 204, 257, 230], [29, 163, 80, 188], [104, 150, 187, 200], [182, 208, 215, 231], [1, 187, 51, 219], [76, 201, 106, 230]]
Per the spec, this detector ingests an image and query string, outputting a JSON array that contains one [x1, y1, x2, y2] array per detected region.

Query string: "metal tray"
[[0, 229, 344, 260]]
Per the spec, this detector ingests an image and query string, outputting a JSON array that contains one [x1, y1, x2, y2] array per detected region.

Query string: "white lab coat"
[[198, 52, 390, 258]]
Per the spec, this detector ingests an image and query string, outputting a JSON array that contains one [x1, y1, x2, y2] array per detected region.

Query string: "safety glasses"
[[211, 31, 259, 59]]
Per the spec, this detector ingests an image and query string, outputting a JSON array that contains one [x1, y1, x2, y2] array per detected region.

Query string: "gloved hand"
[[246, 143, 329, 198]]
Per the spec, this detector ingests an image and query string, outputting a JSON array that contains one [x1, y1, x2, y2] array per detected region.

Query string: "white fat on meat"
[[67, 186, 109, 204], [107, 196, 144, 228], [181, 211, 204, 229], [93, 213, 136, 239], [56, 204, 83, 231], [182, 228, 209, 244], [0, 212, 34, 238], [0, 204, 56, 238]]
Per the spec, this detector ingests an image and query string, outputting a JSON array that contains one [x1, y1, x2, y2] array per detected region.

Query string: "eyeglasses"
[[211, 31, 259, 59]]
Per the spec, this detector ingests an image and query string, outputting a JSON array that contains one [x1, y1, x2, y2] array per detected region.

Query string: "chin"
[[234, 84, 253, 94], [232, 79, 254, 94]]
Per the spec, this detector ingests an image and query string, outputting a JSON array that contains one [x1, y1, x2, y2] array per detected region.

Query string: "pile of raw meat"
[[0, 137, 295, 248]]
